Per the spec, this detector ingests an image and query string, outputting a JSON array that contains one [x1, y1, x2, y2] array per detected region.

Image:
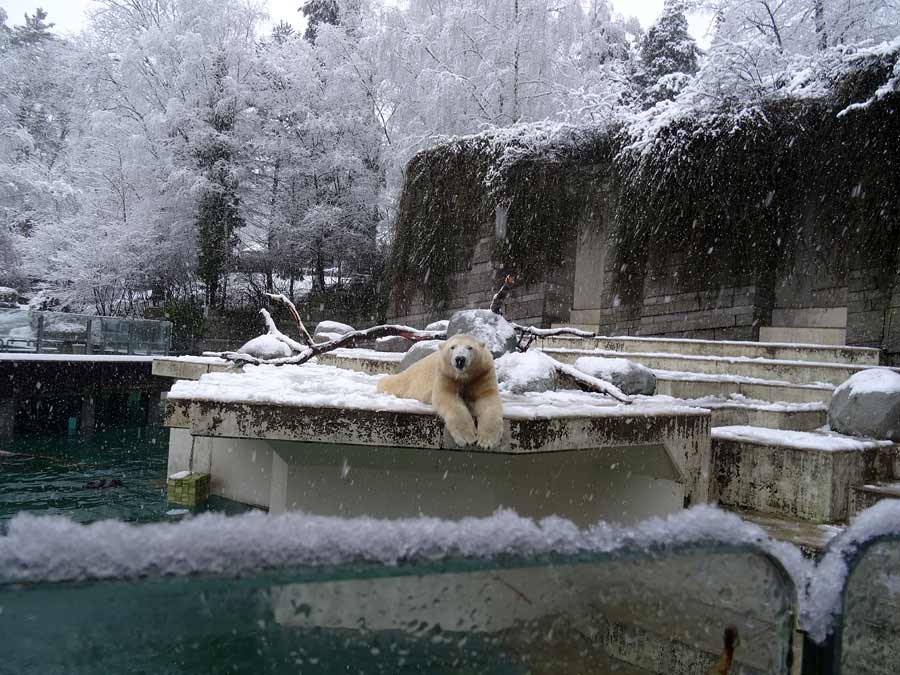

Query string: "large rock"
[[828, 369, 900, 441], [0, 287, 17, 308], [313, 331, 343, 344], [495, 350, 559, 393], [237, 334, 292, 360], [573, 356, 656, 396], [447, 309, 518, 357], [314, 320, 355, 336], [398, 340, 443, 371], [425, 319, 449, 332], [375, 335, 412, 353]]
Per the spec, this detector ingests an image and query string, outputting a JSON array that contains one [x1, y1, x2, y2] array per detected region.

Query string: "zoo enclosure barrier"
[[0, 308, 172, 355]]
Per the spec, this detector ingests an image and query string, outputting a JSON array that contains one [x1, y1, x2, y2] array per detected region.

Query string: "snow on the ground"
[[328, 347, 405, 362], [653, 368, 834, 389], [0, 353, 155, 362], [0, 505, 810, 593], [638, 393, 827, 413], [712, 426, 895, 451], [167, 355, 229, 364], [168, 361, 705, 419]]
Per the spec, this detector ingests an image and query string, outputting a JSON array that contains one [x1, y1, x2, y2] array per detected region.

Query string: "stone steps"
[[729, 508, 844, 558], [850, 482, 900, 517], [655, 372, 833, 405], [537, 335, 881, 366], [542, 347, 897, 387], [711, 426, 898, 523]]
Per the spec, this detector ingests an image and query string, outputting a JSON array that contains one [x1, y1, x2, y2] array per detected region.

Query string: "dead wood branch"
[[513, 324, 597, 339], [490, 274, 516, 315], [265, 292, 314, 346], [551, 360, 632, 404]]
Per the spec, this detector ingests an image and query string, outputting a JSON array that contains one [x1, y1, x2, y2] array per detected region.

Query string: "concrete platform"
[[542, 347, 897, 387], [711, 426, 898, 523], [536, 335, 881, 366], [849, 482, 900, 516], [731, 509, 844, 558], [152, 356, 231, 380], [163, 363, 712, 526]]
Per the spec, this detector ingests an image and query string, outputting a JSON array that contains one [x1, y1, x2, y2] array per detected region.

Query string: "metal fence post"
[[127, 322, 134, 355], [85, 318, 93, 355], [35, 314, 44, 353]]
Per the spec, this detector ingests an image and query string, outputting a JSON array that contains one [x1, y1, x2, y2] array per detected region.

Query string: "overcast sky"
[[2, 0, 712, 40]]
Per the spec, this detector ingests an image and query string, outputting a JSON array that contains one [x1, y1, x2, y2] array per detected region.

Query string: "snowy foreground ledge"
[[4, 502, 900, 646]]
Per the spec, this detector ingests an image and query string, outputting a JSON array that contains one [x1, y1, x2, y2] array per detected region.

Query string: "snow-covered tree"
[[638, 0, 699, 103]]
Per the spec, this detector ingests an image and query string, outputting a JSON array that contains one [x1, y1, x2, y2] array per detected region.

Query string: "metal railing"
[[0, 309, 172, 355]]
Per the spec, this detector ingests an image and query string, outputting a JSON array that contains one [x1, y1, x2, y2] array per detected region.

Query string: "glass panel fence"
[[0, 540, 796, 674], [0, 309, 171, 355], [838, 535, 900, 675]]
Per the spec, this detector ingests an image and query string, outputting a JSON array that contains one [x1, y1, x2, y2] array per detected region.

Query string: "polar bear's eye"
[[466, 346, 472, 351]]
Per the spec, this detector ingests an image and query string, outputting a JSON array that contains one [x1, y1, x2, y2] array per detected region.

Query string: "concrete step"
[[542, 347, 896, 387], [536, 335, 881, 366], [682, 399, 827, 432], [731, 508, 844, 559], [712, 426, 898, 523], [850, 482, 900, 517], [655, 371, 833, 405]]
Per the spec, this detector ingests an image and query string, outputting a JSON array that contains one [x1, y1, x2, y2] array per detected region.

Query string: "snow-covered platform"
[[163, 363, 711, 525]]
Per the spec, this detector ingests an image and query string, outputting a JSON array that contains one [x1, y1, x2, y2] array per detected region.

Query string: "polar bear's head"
[[438, 334, 493, 381]]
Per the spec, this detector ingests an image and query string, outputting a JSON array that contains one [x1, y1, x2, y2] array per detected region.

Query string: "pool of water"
[[0, 428, 254, 529]]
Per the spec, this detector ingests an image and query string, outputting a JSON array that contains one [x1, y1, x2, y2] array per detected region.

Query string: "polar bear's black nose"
[[454, 355, 467, 369]]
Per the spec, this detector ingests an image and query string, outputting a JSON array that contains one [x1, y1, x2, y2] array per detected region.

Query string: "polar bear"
[[376, 334, 504, 449]]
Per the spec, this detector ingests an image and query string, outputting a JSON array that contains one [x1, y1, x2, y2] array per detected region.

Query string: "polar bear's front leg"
[[472, 393, 504, 449], [432, 385, 477, 446]]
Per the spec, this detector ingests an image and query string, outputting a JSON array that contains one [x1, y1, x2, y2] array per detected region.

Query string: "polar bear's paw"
[[476, 422, 503, 449], [446, 416, 477, 446]]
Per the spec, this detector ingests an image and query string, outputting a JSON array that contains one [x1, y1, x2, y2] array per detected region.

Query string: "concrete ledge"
[[536, 335, 880, 366], [153, 357, 230, 380], [712, 426, 897, 522], [849, 482, 900, 516]]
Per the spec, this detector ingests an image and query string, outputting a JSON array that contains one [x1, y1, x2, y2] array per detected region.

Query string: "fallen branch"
[[513, 324, 597, 339], [551, 360, 632, 404], [211, 325, 447, 367], [265, 292, 314, 346], [259, 308, 307, 352], [490, 274, 516, 315]]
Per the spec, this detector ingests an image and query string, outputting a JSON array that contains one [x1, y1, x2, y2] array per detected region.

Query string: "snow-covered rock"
[[447, 309, 517, 357], [828, 369, 900, 441], [495, 350, 558, 393], [425, 319, 449, 332], [237, 334, 292, 360], [398, 339, 443, 371], [375, 335, 411, 353], [314, 320, 354, 337], [573, 356, 656, 396], [313, 331, 343, 344]]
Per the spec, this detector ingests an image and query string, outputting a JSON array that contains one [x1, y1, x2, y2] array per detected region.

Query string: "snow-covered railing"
[[0, 507, 797, 674]]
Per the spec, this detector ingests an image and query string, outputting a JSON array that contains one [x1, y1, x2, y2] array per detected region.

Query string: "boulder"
[[425, 319, 449, 332], [398, 339, 443, 371], [237, 334, 292, 360], [828, 369, 900, 441], [573, 356, 656, 396], [314, 320, 355, 336], [375, 335, 412, 353], [313, 331, 344, 344], [447, 309, 518, 357], [495, 350, 559, 393]]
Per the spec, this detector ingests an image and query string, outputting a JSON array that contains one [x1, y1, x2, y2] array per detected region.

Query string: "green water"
[[0, 428, 253, 529]]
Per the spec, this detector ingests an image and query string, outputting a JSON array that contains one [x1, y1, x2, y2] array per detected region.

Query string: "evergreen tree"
[[11, 7, 55, 46], [195, 54, 243, 308], [302, 0, 340, 43], [638, 0, 699, 102]]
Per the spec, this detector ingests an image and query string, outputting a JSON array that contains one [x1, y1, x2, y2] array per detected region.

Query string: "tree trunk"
[[814, 0, 827, 50]]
